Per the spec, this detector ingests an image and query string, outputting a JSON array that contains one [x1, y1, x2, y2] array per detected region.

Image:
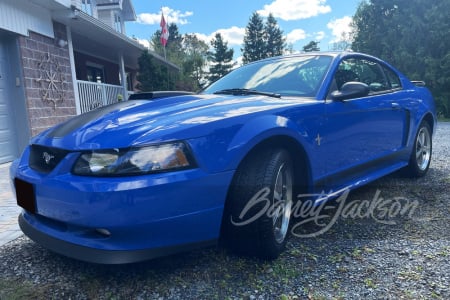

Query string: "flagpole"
[[163, 43, 166, 61]]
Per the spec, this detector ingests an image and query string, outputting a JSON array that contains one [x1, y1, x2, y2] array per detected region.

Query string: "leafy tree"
[[351, 0, 450, 117], [207, 33, 235, 83], [180, 34, 209, 90], [136, 50, 174, 91], [285, 43, 295, 55], [331, 32, 353, 51], [242, 12, 266, 64], [264, 13, 285, 57], [302, 41, 320, 52], [351, 1, 402, 63], [151, 24, 210, 91]]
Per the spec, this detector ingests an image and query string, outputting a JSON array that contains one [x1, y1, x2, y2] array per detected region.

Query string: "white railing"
[[77, 80, 125, 113]]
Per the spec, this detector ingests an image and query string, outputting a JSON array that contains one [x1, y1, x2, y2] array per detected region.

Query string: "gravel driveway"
[[1, 122, 449, 300]]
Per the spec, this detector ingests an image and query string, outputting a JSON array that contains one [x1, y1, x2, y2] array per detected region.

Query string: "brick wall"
[[18, 21, 77, 137]]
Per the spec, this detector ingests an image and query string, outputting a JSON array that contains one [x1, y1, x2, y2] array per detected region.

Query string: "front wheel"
[[222, 149, 294, 259], [404, 122, 432, 177]]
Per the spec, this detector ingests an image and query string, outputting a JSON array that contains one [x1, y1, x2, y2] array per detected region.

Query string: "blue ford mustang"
[[11, 52, 436, 264]]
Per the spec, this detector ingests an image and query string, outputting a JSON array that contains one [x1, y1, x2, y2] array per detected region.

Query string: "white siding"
[[0, 0, 54, 37], [98, 10, 114, 28]]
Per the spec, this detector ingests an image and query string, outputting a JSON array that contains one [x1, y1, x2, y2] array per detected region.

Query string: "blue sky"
[[126, 0, 361, 61]]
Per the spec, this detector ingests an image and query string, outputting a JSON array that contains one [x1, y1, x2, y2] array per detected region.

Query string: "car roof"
[[251, 51, 380, 63]]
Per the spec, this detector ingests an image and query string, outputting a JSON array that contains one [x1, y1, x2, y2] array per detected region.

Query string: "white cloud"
[[215, 27, 246, 46], [315, 31, 326, 41], [193, 26, 245, 47], [327, 16, 352, 43], [258, 0, 331, 21], [234, 56, 243, 67], [136, 38, 151, 49], [286, 29, 307, 44], [136, 13, 159, 25], [137, 6, 193, 25], [193, 33, 210, 43]]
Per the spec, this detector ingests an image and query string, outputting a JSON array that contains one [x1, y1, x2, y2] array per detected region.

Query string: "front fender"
[[188, 115, 311, 173]]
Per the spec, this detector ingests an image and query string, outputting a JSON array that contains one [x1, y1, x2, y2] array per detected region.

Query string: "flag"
[[160, 13, 169, 47]]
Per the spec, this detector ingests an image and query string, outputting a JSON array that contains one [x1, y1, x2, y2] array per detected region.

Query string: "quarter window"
[[383, 66, 402, 89]]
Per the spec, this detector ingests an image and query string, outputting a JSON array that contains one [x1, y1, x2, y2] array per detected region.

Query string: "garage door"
[[0, 42, 16, 163]]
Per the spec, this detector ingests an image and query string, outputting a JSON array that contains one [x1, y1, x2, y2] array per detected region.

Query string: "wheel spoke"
[[416, 148, 423, 161], [272, 163, 293, 244], [418, 131, 425, 147], [415, 126, 431, 171]]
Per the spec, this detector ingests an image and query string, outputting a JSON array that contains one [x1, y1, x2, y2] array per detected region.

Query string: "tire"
[[404, 121, 432, 177], [222, 149, 294, 259]]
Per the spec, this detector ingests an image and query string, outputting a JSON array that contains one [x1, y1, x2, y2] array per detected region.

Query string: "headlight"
[[72, 142, 196, 176]]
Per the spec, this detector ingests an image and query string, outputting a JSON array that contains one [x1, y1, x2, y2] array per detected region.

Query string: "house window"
[[86, 64, 105, 83], [81, 0, 93, 16]]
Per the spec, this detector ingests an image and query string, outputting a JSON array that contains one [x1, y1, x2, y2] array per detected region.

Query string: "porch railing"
[[77, 80, 125, 114]]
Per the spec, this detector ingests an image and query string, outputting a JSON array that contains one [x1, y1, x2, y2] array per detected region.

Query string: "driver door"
[[319, 57, 407, 189]]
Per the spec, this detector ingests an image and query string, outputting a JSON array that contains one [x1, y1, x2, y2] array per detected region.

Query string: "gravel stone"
[[1, 122, 449, 299]]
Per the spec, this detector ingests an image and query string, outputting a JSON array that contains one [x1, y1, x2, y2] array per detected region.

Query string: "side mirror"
[[331, 81, 370, 101]]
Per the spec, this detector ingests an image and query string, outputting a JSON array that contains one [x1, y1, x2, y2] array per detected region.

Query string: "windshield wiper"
[[213, 88, 281, 98]]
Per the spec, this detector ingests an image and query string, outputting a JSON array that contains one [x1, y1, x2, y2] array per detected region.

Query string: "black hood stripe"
[[47, 101, 136, 138]]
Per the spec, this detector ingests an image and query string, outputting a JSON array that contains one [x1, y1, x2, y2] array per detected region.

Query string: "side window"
[[383, 66, 402, 89], [332, 58, 390, 94]]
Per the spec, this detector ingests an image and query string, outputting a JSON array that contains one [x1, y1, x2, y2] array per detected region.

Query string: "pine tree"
[[242, 12, 266, 64], [136, 50, 173, 91], [208, 33, 235, 83], [265, 13, 285, 57]]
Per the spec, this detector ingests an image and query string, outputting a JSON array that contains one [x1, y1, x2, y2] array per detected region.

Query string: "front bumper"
[[19, 213, 217, 264], [12, 159, 234, 264]]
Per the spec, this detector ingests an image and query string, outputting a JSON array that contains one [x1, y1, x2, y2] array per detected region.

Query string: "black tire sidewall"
[[222, 149, 294, 259]]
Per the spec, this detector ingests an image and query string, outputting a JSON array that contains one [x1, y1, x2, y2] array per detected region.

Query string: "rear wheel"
[[404, 122, 432, 177], [222, 149, 293, 259]]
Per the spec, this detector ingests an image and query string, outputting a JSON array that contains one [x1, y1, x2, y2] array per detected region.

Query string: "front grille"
[[29, 144, 71, 173]]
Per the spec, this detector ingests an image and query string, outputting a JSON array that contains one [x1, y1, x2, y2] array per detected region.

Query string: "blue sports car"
[[11, 52, 436, 264]]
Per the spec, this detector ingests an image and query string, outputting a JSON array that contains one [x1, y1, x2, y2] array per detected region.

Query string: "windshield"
[[202, 55, 333, 97]]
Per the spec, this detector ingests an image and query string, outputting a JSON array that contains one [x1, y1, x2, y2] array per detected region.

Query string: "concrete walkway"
[[0, 162, 22, 246]]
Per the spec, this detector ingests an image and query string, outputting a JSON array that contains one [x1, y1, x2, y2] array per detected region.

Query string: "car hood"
[[34, 94, 315, 149]]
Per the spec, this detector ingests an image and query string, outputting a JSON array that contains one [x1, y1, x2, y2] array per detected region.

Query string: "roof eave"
[[52, 8, 179, 71]]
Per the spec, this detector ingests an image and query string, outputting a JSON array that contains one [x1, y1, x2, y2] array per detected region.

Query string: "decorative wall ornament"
[[35, 52, 68, 110]]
